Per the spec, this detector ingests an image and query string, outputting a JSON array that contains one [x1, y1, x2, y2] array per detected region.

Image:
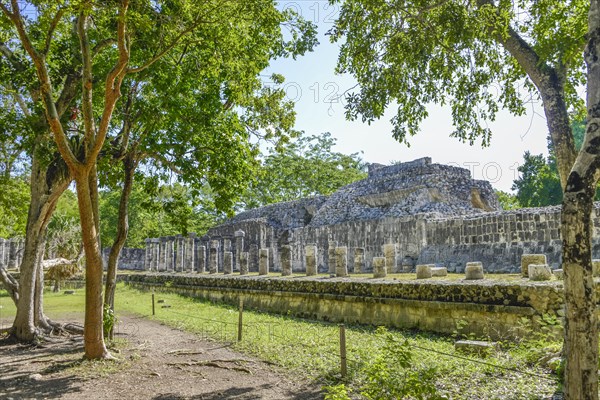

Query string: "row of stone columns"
[[0, 238, 24, 270], [142, 231, 413, 277], [145, 234, 204, 273]]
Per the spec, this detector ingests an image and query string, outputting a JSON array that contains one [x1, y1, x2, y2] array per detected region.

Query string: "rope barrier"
[[157, 300, 558, 384]]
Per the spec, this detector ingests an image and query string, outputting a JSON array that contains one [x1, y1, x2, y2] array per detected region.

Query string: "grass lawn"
[[0, 283, 562, 399]]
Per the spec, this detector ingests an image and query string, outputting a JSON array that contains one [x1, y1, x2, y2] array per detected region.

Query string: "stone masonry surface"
[[140, 158, 600, 274]]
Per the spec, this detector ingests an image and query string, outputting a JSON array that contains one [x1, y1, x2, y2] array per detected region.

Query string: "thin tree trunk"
[[75, 172, 109, 359], [0, 266, 18, 304], [104, 155, 136, 340]]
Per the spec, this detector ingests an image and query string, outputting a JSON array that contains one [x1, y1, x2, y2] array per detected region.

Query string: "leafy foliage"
[[329, 0, 587, 146], [511, 119, 596, 207], [512, 152, 564, 207], [99, 183, 224, 248], [46, 190, 81, 258], [495, 190, 520, 210], [332, 327, 446, 400], [240, 132, 367, 209], [0, 175, 29, 238]]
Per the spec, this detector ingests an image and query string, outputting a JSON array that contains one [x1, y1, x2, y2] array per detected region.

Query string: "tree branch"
[[3, 0, 80, 171], [92, 38, 117, 59], [126, 17, 210, 74], [88, 0, 130, 169], [77, 12, 96, 148], [43, 7, 65, 56]]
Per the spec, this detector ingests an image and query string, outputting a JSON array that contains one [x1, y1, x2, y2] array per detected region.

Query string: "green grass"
[[1, 284, 561, 399], [113, 284, 560, 399]]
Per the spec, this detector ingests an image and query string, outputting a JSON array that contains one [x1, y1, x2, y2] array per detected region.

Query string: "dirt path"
[[0, 315, 323, 399]]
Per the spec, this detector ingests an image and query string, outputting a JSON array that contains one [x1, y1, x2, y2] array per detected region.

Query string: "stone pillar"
[[250, 244, 259, 272], [223, 251, 233, 274], [152, 239, 160, 272], [144, 238, 152, 270], [159, 237, 168, 272], [176, 234, 185, 272], [373, 257, 387, 278], [15, 239, 23, 270], [328, 241, 338, 274], [197, 245, 206, 273], [383, 243, 397, 273], [305, 245, 317, 276], [240, 252, 249, 275], [2, 238, 9, 269], [166, 236, 175, 272], [0, 238, 5, 269], [281, 245, 292, 276], [7, 239, 17, 269], [259, 248, 269, 275], [234, 230, 245, 272], [209, 240, 219, 274], [354, 248, 365, 274], [185, 233, 196, 272], [335, 246, 348, 277]]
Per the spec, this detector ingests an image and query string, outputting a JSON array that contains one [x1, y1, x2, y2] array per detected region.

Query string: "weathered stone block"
[[281, 245, 292, 276], [455, 340, 497, 357], [209, 242, 219, 274], [383, 243, 397, 273], [593, 259, 600, 277], [528, 264, 552, 281], [335, 247, 348, 277], [259, 248, 269, 275], [372, 257, 386, 278], [223, 251, 233, 275], [328, 241, 337, 274], [521, 254, 547, 277], [431, 267, 448, 277], [416, 264, 433, 279], [354, 247, 365, 274], [240, 252, 249, 275], [305, 245, 317, 276], [465, 262, 484, 280], [552, 269, 563, 280]]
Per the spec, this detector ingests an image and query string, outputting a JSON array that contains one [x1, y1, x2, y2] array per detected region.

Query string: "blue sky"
[[266, 1, 550, 192]]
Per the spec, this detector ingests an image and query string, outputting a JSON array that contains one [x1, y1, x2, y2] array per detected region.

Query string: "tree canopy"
[[240, 132, 367, 209]]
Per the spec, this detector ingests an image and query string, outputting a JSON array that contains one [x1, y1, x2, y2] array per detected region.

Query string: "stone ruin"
[[0, 238, 24, 270], [140, 157, 600, 274]]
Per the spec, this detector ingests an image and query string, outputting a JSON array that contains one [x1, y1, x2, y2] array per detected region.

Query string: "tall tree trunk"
[[75, 172, 109, 359], [563, 2, 600, 398], [13, 145, 69, 341], [562, 189, 598, 400], [104, 154, 136, 340]]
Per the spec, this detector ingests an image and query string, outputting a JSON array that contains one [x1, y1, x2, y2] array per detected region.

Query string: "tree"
[[1, 0, 317, 357], [95, 4, 316, 338], [512, 152, 563, 207], [512, 120, 590, 207], [495, 190, 519, 210], [240, 132, 367, 209], [330, 0, 599, 397], [0, 9, 77, 342]]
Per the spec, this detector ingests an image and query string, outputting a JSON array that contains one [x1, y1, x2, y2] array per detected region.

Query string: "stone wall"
[[0, 237, 24, 270], [101, 247, 146, 270], [125, 273, 575, 339], [140, 159, 600, 274]]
